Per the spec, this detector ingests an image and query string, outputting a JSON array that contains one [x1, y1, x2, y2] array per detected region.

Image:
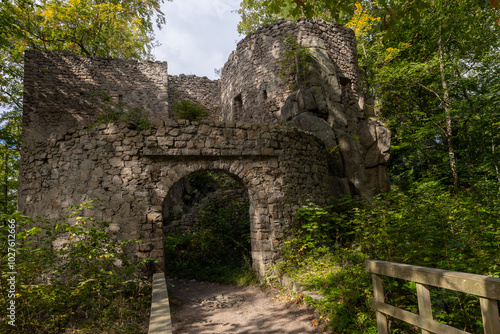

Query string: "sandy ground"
[[167, 278, 331, 334]]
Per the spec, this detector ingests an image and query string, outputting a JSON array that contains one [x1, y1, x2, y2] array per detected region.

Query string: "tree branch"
[[416, 82, 444, 104]]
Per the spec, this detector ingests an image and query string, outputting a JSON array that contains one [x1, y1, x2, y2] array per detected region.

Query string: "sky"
[[153, 0, 244, 79], [0, 0, 243, 116]]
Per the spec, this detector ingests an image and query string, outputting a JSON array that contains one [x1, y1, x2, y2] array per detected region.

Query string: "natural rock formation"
[[220, 19, 390, 196]]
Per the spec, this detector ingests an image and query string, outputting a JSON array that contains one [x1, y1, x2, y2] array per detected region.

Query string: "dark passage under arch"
[[162, 170, 253, 283]]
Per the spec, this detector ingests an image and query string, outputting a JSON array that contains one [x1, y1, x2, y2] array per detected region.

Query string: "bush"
[[164, 187, 253, 284], [272, 180, 500, 333], [0, 200, 153, 333], [93, 92, 151, 130], [173, 100, 210, 122]]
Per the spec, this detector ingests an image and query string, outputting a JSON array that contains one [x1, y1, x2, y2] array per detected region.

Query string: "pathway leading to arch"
[[167, 278, 330, 334]]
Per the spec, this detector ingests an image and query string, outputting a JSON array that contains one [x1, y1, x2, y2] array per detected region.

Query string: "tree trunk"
[[438, 26, 459, 188], [492, 139, 500, 188]]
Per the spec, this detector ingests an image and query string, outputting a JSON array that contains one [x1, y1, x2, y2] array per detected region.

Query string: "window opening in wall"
[[339, 77, 351, 103], [233, 93, 243, 116], [262, 89, 268, 101], [162, 170, 253, 284]]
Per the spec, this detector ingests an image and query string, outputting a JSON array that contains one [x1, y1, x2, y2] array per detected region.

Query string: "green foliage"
[[356, 0, 500, 188], [236, 0, 438, 35], [3, 0, 166, 59], [236, 0, 354, 34], [0, 0, 167, 217], [273, 179, 500, 333], [0, 200, 153, 333], [173, 100, 210, 122], [1, 0, 167, 110], [283, 200, 353, 266], [92, 92, 151, 130], [0, 108, 20, 214], [164, 172, 253, 285], [239, 0, 500, 189], [278, 34, 312, 90]]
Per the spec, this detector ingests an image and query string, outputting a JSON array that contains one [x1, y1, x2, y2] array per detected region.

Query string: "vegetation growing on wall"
[[92, 92, 151, 130], [278, 34, 312, 90], [0, 200, 153, 333], [173, 100, 211, 122]]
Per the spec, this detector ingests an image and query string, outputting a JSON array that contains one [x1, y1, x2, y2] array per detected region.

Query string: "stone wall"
[[167, 74, 221, 118], [19, 119, 332, 277], [22, 50, 169, 146]]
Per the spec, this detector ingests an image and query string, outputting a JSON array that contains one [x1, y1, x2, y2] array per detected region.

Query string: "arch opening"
[[162, 169, 254, 284]]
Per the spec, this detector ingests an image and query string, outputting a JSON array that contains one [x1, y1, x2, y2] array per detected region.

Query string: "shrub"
[[0, 200, 153, 333], [173, 100, 210, 122], [272, 180, 500, 333], [92, 92, 151, 130]]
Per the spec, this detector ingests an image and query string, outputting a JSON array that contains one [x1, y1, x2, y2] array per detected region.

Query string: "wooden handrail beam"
[[369, 299, 469, 334], [148, 273, 173, 334], [366, 260, 500, 299]]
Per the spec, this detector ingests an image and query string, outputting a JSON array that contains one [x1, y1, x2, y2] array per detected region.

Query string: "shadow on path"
[[167, 278, 330, 334]]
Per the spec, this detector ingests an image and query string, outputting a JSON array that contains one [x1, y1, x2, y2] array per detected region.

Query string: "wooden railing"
[[148, 273, 173, 334], [366, 260, 500, 334]]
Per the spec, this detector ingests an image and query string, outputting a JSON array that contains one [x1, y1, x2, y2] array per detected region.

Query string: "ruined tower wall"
[[167, 74, 221, 118], [220, 18, 390, 195], [22, 50, 170, 146], [220, 18, 360, 124]]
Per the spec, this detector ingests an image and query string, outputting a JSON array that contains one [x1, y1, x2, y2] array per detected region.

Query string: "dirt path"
[[167, 278, 330, 334]]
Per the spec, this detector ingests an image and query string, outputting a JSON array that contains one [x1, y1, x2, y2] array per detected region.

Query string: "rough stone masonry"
[[19, 18, 390, 277]]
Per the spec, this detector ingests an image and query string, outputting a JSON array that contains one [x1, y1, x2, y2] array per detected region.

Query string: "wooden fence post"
[[479, 297, 500, 334], [372, 274, 388, 334], [416, 283, 433, 334]]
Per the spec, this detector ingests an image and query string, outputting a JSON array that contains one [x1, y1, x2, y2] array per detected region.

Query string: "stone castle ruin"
[[19, 18, 390, 277]]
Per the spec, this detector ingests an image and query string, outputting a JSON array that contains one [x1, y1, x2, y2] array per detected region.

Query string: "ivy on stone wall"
[[278, 34, 313, 90]]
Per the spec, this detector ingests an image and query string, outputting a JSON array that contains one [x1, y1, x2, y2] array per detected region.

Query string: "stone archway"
[[143, 157, 281, 277]]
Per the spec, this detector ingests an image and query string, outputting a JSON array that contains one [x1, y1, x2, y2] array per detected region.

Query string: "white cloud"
[[154, 0, 242, 79]]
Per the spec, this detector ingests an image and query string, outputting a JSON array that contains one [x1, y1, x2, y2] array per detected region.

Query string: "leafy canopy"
[[3, 0, 167, 60], [0, 0, 167, 212]]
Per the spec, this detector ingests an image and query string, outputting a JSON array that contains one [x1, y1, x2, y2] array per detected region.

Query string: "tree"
[[374, 0, 500, 188], [237, 0, 500, 190], [236, 0, 435, 35], [0, 109, 20, 214], [0, 0, 168, 212], [1, 0, 167, 104], [237, 0, 338, 34]]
